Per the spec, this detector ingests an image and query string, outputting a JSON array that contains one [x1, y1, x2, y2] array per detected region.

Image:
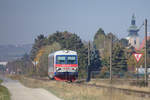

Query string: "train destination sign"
[[133, 53, 143, 62]]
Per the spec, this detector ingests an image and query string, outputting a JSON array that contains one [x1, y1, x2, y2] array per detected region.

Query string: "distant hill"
[[0, 44, 32, 61]]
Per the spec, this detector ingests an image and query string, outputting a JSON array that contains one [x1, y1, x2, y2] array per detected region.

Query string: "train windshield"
[[67, 56, 77, 64], [56, 56, 66, 64]]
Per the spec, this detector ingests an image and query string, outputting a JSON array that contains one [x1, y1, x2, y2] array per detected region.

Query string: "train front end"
[[54, 50, 78, 82]]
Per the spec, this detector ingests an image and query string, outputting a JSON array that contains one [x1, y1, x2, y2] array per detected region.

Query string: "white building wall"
[[0, 62, 8, 66], [127, 36, 140, 49]]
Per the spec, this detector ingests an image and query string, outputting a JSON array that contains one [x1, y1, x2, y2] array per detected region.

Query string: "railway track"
[[32, 77, 150, 98]]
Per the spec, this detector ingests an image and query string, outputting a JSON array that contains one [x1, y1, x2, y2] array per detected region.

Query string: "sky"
[[0, 0, 150, 45]]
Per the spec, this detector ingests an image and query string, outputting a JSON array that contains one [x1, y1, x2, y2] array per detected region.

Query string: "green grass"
[[0, 80, 3, 84], [0, 80, 10, 100]]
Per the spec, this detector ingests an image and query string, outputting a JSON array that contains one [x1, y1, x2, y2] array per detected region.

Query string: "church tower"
[[126, 14, 140, 49]]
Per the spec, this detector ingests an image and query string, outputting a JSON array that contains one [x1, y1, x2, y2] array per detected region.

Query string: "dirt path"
[[0, 75, 62, 100]]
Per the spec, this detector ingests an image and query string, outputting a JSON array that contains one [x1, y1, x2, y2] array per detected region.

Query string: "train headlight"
[[56, 67, 61, 71], [72, 68, 75, 70], [75, 68, 78, 71], [72, 68, 78, 71]]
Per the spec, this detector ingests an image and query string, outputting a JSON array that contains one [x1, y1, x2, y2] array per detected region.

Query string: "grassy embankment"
[[0, 80, 10, 100], [88, 79, 150, 92], [10, 75, 150, 100]]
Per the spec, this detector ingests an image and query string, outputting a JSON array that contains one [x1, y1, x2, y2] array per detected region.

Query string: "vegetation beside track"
[[88, 79, 150, 92], [0, 80, 10, 100], [9, 75, 150, 100]]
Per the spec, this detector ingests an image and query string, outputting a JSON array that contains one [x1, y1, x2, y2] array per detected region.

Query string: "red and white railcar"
[[48, 50, 78, 81]]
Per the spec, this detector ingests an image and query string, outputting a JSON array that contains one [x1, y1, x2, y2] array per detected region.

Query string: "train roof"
[[48, 50, 77, 57]]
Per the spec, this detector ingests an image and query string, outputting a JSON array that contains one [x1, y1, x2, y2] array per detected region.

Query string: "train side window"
[[49, 56, 54, 72], [49, 56, 53, 68]]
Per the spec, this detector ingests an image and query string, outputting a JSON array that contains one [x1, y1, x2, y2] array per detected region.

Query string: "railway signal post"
[[133, 53, 143, 83]]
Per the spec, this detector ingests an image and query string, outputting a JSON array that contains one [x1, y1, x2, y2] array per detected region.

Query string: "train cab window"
[[56, 56, 66, 64], [67, 56, 77, 64]]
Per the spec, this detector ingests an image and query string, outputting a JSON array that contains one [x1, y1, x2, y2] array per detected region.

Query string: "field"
[[0, 80, 10, 100], [9, 75, 150, 100]]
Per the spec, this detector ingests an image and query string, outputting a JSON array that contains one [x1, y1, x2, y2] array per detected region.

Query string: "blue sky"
[[0, 0, 150, 45]]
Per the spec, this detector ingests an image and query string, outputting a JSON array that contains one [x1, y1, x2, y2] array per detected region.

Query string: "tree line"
[[6, 28, 150, 78]]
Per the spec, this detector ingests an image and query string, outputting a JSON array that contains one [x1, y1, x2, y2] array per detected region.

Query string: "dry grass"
[[9, 75, 150, 100], [88, 79, 150, 92]]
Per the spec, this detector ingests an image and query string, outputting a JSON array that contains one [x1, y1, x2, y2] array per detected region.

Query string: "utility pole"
[[88, 41, 91, 66], [86, 41, 91, 82], [110, 35, 112, 83], [109, 35, 113, 100], [144, 19, 148, 86]]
